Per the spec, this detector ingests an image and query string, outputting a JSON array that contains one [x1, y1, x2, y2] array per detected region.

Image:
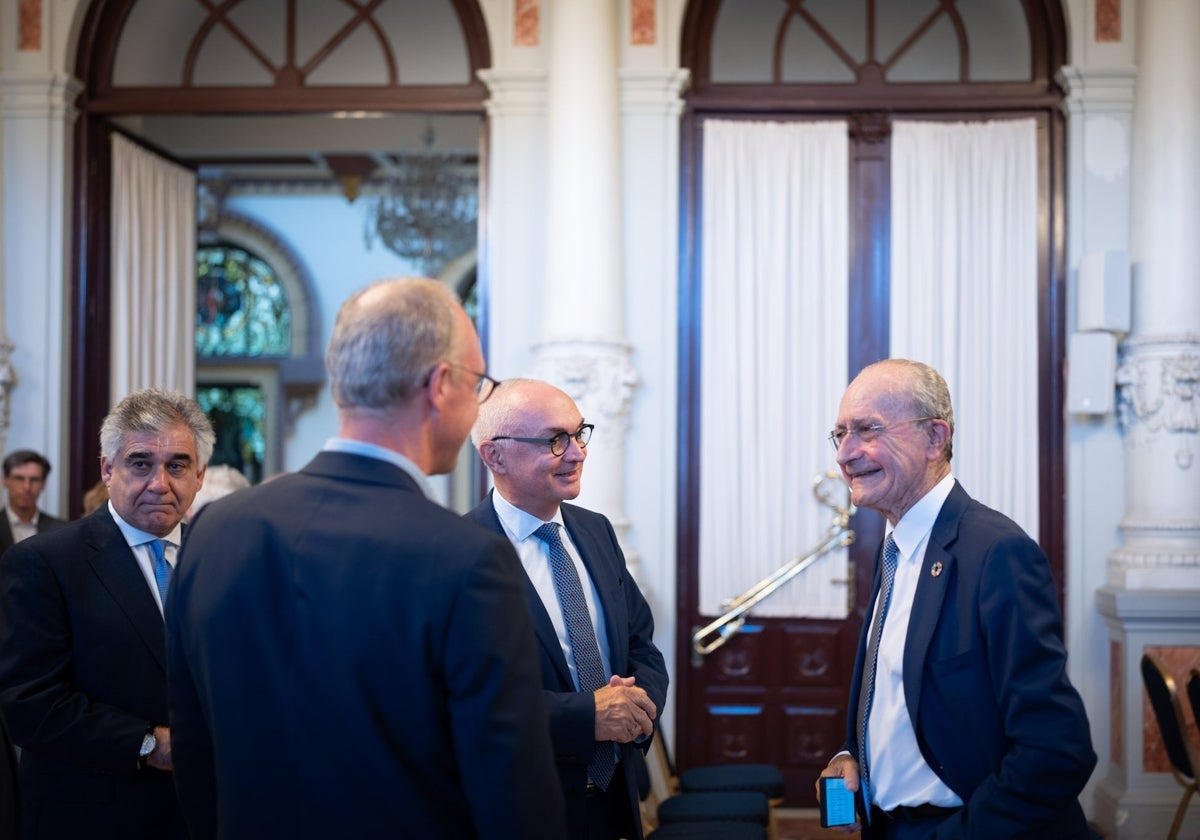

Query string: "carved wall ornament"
[[1116, 347, 1200, 469], [529, 341, 639, 432]]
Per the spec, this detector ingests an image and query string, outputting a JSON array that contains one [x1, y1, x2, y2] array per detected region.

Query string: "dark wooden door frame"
[[67, 0, 492, 516], [675, 0, 1069, 797]]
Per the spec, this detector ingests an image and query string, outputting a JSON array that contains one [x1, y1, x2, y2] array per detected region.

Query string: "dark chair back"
[[1141, 654, 1196, 781], [1141, 654, 1199, 840]]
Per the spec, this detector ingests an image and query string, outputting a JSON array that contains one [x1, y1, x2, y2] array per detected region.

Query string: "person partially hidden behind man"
[[167, 279, 564, 839], [817, 359, 1095, 839], [0, 388, 212, 839], [468, 378, 669, 840], [0, 450, 64, 553]]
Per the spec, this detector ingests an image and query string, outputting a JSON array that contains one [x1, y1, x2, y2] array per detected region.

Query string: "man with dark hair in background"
[[1, 450, 63, 553]]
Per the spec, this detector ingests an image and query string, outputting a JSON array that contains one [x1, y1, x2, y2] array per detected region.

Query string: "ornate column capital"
[[529, 339, 639, 433], [1116, 333, 1200, 469]]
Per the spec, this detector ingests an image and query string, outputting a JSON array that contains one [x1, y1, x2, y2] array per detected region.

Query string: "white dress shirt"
[[867, 472, 964, 810], [107, 501, 182, 617], [490, 491, 613, 688]]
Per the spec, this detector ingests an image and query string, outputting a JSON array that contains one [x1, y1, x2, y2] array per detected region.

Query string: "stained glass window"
[[196, 244, 291, 357], [195, 385, 266, 485]]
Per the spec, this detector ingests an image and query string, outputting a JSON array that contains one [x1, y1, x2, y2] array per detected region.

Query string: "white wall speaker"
[[1077, 250, 1130, 332], [1067, 332, 1117, 415]]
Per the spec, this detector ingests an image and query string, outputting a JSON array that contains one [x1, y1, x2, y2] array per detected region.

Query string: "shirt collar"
[[106, 500, 183, 549], [888, 473, 956, 559], [322, 437, 434, 500], [491, 489, 562, 543]]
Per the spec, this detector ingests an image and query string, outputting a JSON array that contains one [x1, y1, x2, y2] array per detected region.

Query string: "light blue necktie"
[[534, 522, 615, 791], [147, 539, 172, 612], [856, 534, 900, 824]]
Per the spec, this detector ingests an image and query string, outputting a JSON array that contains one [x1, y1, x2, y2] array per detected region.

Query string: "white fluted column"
[[0, 72, 81, 515], [529, 0, 640, 573], [1111, 0, 1200, 589]]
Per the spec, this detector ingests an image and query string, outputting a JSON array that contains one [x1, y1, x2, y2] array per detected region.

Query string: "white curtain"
[[110, 133, 197, 399], [698, 120, 850, 619], [890, 119, 1040, 538]]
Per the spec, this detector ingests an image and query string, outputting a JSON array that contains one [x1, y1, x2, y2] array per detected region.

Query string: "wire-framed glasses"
[[443, 364, 501, 403], [827, 417, 934, 451], [492, 423, 594, 457]]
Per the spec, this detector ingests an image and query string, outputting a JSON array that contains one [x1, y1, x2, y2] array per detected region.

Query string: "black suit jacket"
[[0, 508, 184, 839], [845, 482, 1095, 839], [167, 450, 565, 839], [0, 512, 64, 554], [466, 492, 670, 840]]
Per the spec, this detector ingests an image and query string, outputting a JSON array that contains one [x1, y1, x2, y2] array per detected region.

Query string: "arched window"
[[195, 213, 324, 482]]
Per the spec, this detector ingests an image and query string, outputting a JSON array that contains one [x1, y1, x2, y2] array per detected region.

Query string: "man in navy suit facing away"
[[167, 279, 565, 839]]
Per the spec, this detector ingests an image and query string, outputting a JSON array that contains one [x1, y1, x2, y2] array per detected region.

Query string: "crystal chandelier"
[[365, 126, 478, 277]]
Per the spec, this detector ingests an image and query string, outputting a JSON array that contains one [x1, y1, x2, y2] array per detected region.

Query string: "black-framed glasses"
[[828, 417, 934, 451], [443, 364, 501, 404], [492, 423, 594, 457]]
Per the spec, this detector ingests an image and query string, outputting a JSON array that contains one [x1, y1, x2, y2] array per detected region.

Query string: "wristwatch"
[[139, 730, 157, 762]]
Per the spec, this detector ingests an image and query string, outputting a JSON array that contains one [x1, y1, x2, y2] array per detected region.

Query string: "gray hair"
[[327, 278, 462, 410], [863, 359, 955, 462], [99, 388, 216, 466], [470, 377, 538, 447], [187, 464, 250, 516]]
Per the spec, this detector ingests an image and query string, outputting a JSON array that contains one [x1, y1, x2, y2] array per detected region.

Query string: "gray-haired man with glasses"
[[467, 378, 668, 840], [816, 359, 1094, 839]]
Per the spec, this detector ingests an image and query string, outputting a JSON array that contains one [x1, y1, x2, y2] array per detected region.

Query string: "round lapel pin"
[[930, 561, 943, 577]]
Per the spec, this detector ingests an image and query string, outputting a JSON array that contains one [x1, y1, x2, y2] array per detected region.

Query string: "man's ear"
[[478, 440, 505, 474], [926, 418, 951, 458], [424, 361, 451, 410]]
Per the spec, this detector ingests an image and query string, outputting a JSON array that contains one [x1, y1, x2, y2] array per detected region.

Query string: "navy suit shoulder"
[[169, 451, 564, 839]]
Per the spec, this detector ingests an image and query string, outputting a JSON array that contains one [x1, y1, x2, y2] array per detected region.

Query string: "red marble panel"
[[1142, 645, 1200, 773], [1110, 639, 1122, 766], [632, 0, 656, 46], [19, 0, 41, 51], [515, 0, 539, 47], [1095, 0, 1121, 43]]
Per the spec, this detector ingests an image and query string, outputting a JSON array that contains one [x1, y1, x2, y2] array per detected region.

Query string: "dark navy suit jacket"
[[0, 511, 65, 554], [846, 482, 1095, 839], [466, 492, 669, 840], [0, 508, 184, 839], [168, 451, 565, 839]]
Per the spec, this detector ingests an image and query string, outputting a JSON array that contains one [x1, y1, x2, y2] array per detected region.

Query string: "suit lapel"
[[560, 506, 626, 673], [83, 511, 168, 671], [902, 483, 967, 718], [473, 493, 575, 688]]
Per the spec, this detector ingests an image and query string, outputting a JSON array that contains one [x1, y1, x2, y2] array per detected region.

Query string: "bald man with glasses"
[[468, 378, 668, 840]]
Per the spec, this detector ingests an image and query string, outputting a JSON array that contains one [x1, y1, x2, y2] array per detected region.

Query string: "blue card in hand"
[[820, 777, 856, 828]]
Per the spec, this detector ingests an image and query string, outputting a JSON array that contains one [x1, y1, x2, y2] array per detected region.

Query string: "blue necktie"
[[534, 522, 615, 791], [148, 539, 172, 612], [856, 534, 899, 823]]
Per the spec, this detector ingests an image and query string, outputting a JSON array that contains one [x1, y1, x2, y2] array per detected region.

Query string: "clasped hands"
[[594, 675, 656, 743]]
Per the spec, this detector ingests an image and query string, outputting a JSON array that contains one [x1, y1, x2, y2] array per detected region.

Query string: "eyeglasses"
[[492, 423, 594, 457], [828, 417, 935, 451], [444, 364, 501, 404]]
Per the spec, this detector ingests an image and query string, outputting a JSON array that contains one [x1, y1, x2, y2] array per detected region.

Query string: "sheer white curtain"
[[110, 133, 197, 398], [890, 119, 1040, 537], [698, 120, 850, 619]]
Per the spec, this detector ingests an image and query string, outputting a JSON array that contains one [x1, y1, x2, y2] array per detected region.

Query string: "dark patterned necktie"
[[533, 522, 615, 790], [148, 539, 172, 613], [856, 533, 899, 823]]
